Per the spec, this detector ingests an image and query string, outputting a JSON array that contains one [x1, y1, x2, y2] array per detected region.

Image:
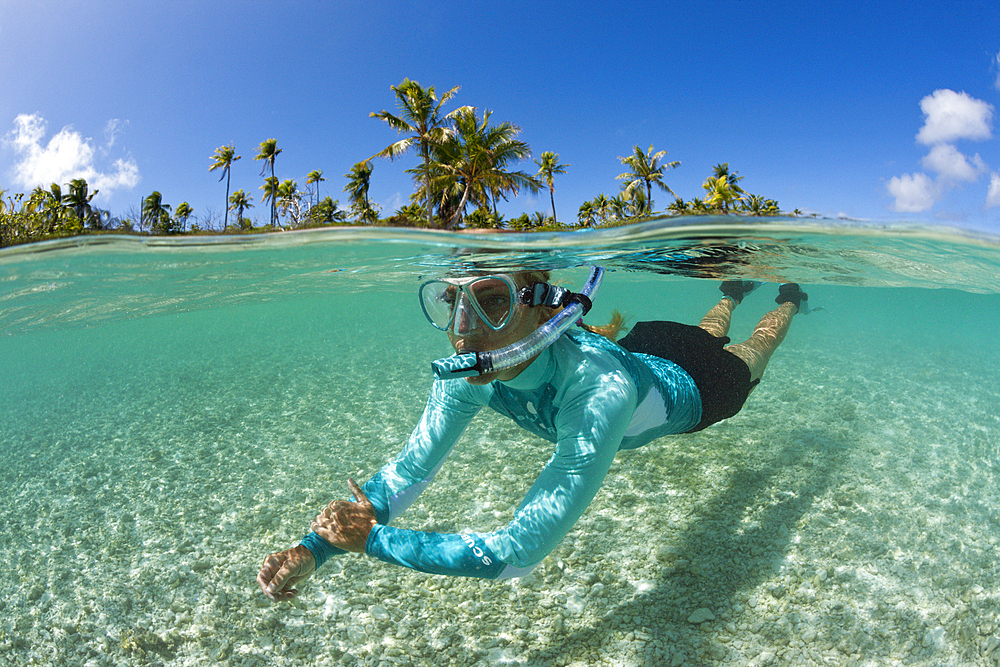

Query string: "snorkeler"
[[257, 271, 808, 599]]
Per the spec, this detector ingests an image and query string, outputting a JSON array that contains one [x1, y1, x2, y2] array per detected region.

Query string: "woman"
[[257, 271, 807, 600]]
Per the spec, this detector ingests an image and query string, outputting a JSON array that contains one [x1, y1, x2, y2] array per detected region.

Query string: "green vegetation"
[[209, 143, 241, 231], [370, 78, 464, 229], [255, 139, 282, 227], [1, 79, 794, 249], [228, 189, 254, 230], [430, 107, 538, 229], [344, 160, 377, 224], [617, 144, 680, 214], [535, 151, 569, 223]]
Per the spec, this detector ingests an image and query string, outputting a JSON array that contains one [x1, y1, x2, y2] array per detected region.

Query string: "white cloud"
[[103, 118, 126, 150], [916, 89, 994, 145], [886, 172, 938, 212], [987, 172, 1000, 208], [886, 89, 997, 215], [921, 143, 986, 182], [3, 113, 140, 198]]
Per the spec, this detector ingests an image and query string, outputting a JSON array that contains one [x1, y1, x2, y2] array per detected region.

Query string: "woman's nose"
[[452, 295, 476, 334]]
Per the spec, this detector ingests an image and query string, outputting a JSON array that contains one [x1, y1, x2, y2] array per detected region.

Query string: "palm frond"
[[372, 137, 417, 161]]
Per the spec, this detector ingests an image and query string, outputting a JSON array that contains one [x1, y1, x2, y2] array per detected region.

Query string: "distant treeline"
[[1, 78, 797, 249]]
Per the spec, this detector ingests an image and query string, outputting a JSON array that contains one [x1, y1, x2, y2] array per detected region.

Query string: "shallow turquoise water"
[[2, 217, 1000, 666]]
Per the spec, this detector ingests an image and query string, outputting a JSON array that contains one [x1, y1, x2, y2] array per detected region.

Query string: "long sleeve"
[[365, 354, 637, 579], [483, 365, 635, 572], [307, 334, 645, 579], [301, 378, 485, 568]]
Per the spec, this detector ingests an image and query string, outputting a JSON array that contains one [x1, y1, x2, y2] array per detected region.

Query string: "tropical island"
[[0, 78, 794, 249]]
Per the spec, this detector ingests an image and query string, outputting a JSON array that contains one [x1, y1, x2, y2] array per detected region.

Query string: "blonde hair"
[[517, 271, 628, 342], [579, 309, 628, 342]]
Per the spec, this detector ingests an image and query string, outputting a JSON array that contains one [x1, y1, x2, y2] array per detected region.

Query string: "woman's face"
[[446, 276, 551, 385]]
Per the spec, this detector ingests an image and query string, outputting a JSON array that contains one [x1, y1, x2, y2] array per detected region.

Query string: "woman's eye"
[[483, 296, 507, 310]]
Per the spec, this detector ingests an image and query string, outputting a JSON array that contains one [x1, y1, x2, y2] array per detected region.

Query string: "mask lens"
[[467, 278, 513, 329], [419, 281, 459, 330], [418, 276, 516, 332]]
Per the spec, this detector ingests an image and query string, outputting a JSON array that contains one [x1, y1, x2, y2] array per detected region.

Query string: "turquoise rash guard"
[[301, 329, 702, 579]]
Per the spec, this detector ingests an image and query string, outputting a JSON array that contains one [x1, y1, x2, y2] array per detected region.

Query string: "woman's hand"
[[311, 478, 377, 553], [257, 544, 315, 601]]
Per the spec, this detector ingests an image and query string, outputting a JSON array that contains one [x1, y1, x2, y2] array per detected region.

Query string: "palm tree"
[[668, 198, 688, 215], [370, 78, 468, 228], [689, 197, 710, 214], [25, 187, 47, 216], [702, 175, 743, 212], [343, 161, 373, 217], [254, 139, 282, 226], [743, 194, 781, 216], [508, 213, 532, 232], [429, 107, 538, 228], [703, 163, 746, 213], [311, 196, 348, 225], [616, 145, 680, 214], [609, 194, 630, 222], [593, 194, 613, 225], [209, 144, 241, 231], [259, 177, 279, 227], [476, 118, 541, 217], [396, 203, 425, 220], [65, 178, 98, 228], [577, 200, 597, 227], [712, 163, 744, 190], [534, 151, 569, 223], [277, 180, 301, 226], [143, 191, 172, 233], [464, 208, 502, 230], [228, 189, 254, 228], [27, 184, 65, 233], [306, 170, 325, 211], [174, 202, 193, 231]]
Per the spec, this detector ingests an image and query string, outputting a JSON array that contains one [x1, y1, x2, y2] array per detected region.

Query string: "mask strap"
[[521, 282, 593, 315]]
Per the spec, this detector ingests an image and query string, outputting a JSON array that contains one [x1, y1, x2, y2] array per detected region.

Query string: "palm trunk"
[[422, 150, 434, 228], [224, 169, 231, 231], [549, 186, 557, 223], [447, 186, 471, 230], [270, 164, 277, 227]]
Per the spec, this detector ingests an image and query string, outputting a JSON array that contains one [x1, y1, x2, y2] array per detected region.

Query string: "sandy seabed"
[[2, 312, 1000, 667]]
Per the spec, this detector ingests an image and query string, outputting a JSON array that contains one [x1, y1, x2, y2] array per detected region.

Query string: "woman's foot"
[[719, 280, 763, 304], [775, 283, 809, 312]]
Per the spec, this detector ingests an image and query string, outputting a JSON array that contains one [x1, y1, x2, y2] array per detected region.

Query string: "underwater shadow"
[[529, 426, 849, 666]]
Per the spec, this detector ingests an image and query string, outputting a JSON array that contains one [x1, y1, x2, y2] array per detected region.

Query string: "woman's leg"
[[698, 297, 737, 338], [725, 302, 798, 383]]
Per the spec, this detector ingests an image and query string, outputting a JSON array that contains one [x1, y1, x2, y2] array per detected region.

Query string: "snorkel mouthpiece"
[[430, 352, 483, 378], [431, 266, 605, 380]]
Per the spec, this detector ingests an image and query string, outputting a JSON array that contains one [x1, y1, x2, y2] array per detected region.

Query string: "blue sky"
[[2, 0, 1000, 232]]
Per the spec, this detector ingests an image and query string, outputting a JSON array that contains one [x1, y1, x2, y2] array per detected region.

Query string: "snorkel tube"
[[431, 266, 605, 380]]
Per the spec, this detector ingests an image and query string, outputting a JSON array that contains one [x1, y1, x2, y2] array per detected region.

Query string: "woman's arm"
[[364, 370, 637, 578], [299, 379, 485, 567]]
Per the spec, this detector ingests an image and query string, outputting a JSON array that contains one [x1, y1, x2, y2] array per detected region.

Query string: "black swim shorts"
[[617, 321, 758, 432]]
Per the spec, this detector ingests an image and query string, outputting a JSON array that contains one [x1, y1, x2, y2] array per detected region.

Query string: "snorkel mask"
[[420, 266, 605, 379]]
